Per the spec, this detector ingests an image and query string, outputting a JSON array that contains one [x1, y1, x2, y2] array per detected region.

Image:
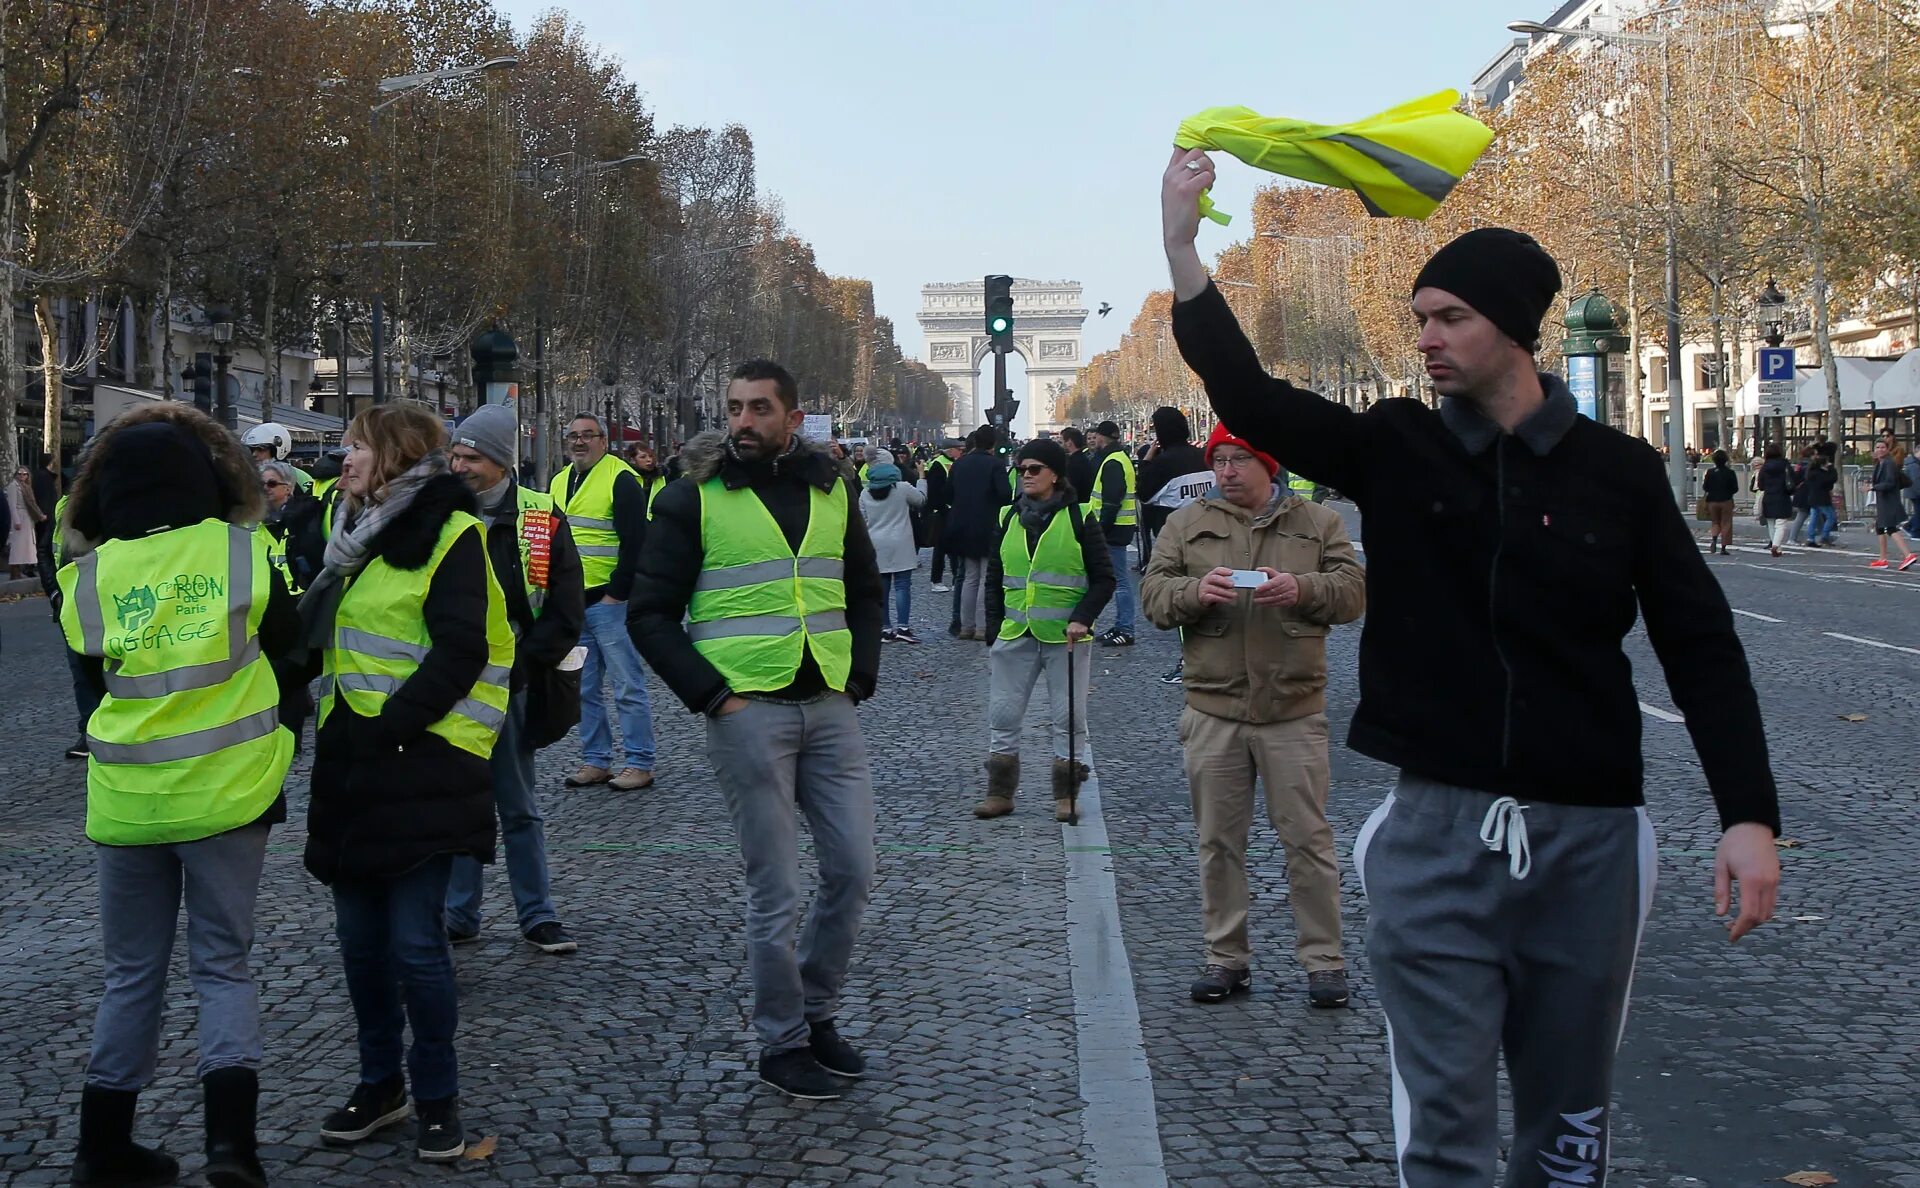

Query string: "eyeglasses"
[[1211, 452, 1262, 471], [564, 431, 604, 443], [1016, 463, 1050, 477]]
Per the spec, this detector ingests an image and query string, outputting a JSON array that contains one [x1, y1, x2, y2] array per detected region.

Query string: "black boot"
[[202, 1068, 266, 1188], [71, 1085, 178, 1188]]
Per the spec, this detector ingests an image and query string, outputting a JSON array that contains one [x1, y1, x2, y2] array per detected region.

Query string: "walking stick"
[[1064, 634, 1081, 826]]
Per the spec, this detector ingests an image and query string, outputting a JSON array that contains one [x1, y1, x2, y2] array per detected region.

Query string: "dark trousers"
[[332, 856, 460, 1101], [928, 513, 950, 584], [66, 645, 101, 735]]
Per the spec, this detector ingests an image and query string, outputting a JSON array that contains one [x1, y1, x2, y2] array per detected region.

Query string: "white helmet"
[[243, 422, 292, 460]]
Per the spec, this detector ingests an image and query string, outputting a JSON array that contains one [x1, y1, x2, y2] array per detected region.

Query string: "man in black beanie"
[[1160, 149, 1780, 1186]]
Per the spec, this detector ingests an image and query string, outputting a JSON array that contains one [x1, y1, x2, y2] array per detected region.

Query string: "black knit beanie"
[[1015, 438, 1069, 481], [1411, 228, 1563, 352]]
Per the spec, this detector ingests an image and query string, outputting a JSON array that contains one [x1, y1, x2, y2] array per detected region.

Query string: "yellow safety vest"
[[319, 512, 514, 759], [260, 523, 300, 596], [313, 475, 337, 500], [511, 485, 560, 614], [927, 455, 953, 481], [57, 520, 293, 845], [1288, 471, 1317, 499], [291, 465, 315, 494], [1098, 449, 1139, 528], [997, 505, 1089, 644], [688, 479, 851, 693], [639, 475, 666, 520], [550, 453, 636, 588]]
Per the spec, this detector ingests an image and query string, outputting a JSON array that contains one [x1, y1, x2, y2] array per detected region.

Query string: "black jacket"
[[984, 500, 1116, 633], [266, 489, 328, 593], [942, 449, 1013, 559], [629, 431, 884, 715], [1090, 446, 1137, 546], [1137, 440, 1209, 536], [1756, 458, 1796, 521], [1802, 459, 1838, 509], [1065, 450, 1097, 507], [1174, 280, 1778, 831], [1700, 464, 1738, 502], [306, 474, 498, 884]]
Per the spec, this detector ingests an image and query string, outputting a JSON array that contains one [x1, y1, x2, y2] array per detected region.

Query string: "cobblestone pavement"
[[2, 503, 1917, 1187]]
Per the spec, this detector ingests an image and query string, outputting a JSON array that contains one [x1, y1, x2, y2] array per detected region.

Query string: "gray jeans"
[[706, 695, 875, 1054], [987, 633, 1093, 762], [88, 823, 270, 1090], [959, 558, 991, 633]]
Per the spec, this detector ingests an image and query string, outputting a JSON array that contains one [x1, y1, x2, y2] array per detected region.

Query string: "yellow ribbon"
[[1175, 90, 1495, 225]]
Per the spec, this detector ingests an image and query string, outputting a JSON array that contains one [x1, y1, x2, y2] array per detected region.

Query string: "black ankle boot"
[[201, 1068, 266, 1188], [71, 1085, 178, 1187]]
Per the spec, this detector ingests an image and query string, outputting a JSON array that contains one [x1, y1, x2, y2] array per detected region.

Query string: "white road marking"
[[1731, 609, 1784, 623], [1639, 701, 1686, 723], [1823, 631, 1920, 657], [1735, 563, 1920, 592]]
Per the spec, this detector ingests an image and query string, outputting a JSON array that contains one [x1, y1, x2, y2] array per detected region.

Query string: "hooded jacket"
[[628, 430, 885, 715], [61, 402, 303, 829], [304, 473, 497, 884]]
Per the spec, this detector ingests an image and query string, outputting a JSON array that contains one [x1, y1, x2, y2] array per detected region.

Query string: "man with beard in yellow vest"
[[550, 413, 658, 791], [629, 359, 884, 1102]]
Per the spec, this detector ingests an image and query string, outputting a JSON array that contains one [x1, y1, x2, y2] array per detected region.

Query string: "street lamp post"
[[208, 303, 236, 431], [1509, 17, 1687, 506], [1756, 277, 1787, 452]]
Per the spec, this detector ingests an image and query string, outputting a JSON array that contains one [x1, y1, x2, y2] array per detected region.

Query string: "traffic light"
[[984, 274, 1014, 347]]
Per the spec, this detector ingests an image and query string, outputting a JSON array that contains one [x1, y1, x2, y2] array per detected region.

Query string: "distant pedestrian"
[[58, 403, 300, 1188], [1141, 425, 1364, 1009], [1060, 427, 1097, 506], [1163, 148, 1778, 1186], [1785, 447, 1813, 547], [303, 401, 514, 1161], [943, 426, 1013, 640], [859, 461, 926, 642], [924, 438, 964, 592], [1088, 420, 1139, 645], [7, 464, 45, 578], [976, 439, 1114, 820], [1136, 405, 1210, 570], [1802, 452, 1838, 546], [1867, 440, 1918, 570], [260, 459, 327, 594], [1755, 443, 1796, 557], [629, 359, 883, 1102], [1904, 448, 1920, 537], [1699, 449, 1738, 554]]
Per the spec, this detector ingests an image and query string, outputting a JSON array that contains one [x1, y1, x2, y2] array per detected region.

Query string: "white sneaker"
[[930, 582, 952, 593]]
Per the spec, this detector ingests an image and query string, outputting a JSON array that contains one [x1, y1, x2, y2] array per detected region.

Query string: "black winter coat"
[[1802, 460, 1838, 510], [1173, 280, 1778, 831], [1700, 464, 1738, 503], [1756, 458, 1796, 521], [1065, 450, 1097, 507], [628, 432, 885, 716], [266, 489, 327, 592], [942, 449, 1013, 559], [306, 474, 497, 884], [1137, 440, 1210, 538]]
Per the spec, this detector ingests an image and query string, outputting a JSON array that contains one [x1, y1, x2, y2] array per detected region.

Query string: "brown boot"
[[1051, 758, 1089, 823], [973, 753, 1018, 818]]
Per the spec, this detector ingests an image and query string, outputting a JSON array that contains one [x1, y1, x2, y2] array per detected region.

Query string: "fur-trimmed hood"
[[678, 429, 845, 492], [63, 402, 265, 561]]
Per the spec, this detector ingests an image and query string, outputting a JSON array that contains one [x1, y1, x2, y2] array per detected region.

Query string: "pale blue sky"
[[496, 0, 1533, 367]]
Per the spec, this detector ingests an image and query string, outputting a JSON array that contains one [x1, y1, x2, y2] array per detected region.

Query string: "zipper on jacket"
[[1490, 437, 1515, 769]]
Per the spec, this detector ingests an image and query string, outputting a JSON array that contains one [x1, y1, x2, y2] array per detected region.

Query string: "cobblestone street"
[[3, 505, 1917, 1186]]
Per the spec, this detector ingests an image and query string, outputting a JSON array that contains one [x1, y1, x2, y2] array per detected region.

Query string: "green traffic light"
[[990, 317, 1009, 333]]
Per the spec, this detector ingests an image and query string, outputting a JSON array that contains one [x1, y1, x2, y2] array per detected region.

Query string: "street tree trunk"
[[35, 293, 61, 458], [1625, 263, 1644, 441], [0, 0, 17, 483], [262, 267, 277, 420], [1711, 276, 1729, 455]]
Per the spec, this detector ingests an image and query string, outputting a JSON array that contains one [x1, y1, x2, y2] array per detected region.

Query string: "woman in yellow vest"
[[298, 401, 512, 1163], [976, 439, 1116, 821], [56, 402, 300, 1188]]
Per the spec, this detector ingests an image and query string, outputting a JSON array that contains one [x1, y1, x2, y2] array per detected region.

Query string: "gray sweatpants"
[[1353, 774, 1656, 1188], [88, 823, 271, 1090], [706, 694, 875, 1054], [987, 633, 1092, 763]]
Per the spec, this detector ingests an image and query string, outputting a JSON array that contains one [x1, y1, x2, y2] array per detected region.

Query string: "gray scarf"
[[1016, 491, 1068, 533], [297, 450, 450, 654]]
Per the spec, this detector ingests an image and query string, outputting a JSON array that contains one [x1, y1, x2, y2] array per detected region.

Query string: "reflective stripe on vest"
[[56, 520, 293, 845], [997, 506, 1088, 644], [320, 512, 515, 758], [688, 479, 852, 693], [550, 453, 636, 587], [1099, 450, 1139, 527]]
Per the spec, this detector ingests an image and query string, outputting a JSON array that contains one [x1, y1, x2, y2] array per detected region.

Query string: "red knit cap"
[[1203, 422, 1279, 476]]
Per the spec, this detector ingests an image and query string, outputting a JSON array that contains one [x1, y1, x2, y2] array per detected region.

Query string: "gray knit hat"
[[454, 404, 518, 470]]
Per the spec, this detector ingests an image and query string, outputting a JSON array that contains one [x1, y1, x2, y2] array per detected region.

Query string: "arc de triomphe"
[[917, 278, 1087, 434]]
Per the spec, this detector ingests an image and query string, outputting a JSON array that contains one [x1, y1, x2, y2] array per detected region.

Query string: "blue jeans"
[[883, 570, 913, 631], [87, 824, 269, 1090], [1806, 504, 1836, 544], [705, 696, 875, 1053], [447, 697, 557, 934], [950, 557, 967, 627], [332, 856, 460, 1100], [578, 600, 656, 772], [1105, 543, 1137, 633]]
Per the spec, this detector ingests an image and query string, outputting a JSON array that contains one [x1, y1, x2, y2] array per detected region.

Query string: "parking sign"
[[1758, 347, 1795, 383]]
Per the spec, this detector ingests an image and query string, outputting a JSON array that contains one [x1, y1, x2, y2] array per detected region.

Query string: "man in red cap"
[[1160, 147, 1780, 1186], [1142, 423, 1365, 1009]]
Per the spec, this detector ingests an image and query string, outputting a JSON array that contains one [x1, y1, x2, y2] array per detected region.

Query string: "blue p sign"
[[1759, 347, 1795, 382]]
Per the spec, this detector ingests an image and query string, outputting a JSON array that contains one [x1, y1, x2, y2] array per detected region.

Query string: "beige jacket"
[[1141, 491, 1364, 724]]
